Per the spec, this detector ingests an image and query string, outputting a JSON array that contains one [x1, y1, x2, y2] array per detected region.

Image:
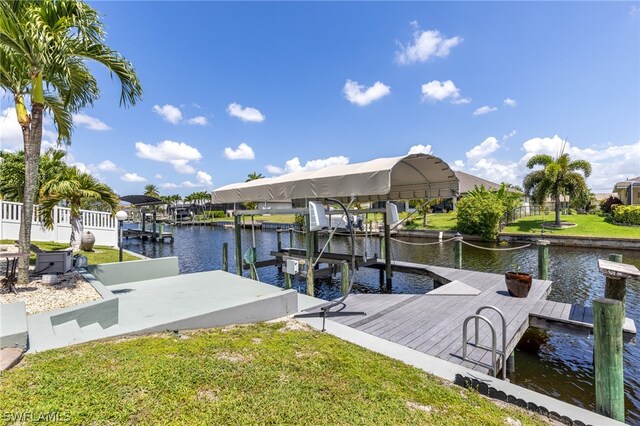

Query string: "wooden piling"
[[306, 264, 314, 296], [222, 242, 228, 272], [454, 234, 462, 269], [305, 214, 314, 296], [340, 261, 349, 296], [604, 254, 626, 314], [593, 298, 625, 422], [249, 247, 257, 280], [289, 228, 294, 248], [383, 209, 392, 290], [537, 240, 549, 280], [608, 254, 623, 263], [276, 228, 283, 272], [234, 214, 242, 276], [284, 271, 292, 289]]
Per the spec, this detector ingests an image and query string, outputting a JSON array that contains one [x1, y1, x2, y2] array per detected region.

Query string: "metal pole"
[[305, 213, 314, 296], [594, 298, 625, 422], [234, 213, 242, 276], [276, 228, 282, 272], [384, 204, 392, 290], [118, 220, 123, 262], [537, 240, 549, 280]]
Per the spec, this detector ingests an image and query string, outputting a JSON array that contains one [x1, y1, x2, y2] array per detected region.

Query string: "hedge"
[[613, 205, 640, 225]]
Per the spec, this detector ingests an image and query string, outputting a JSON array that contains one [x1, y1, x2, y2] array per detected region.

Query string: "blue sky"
[[1, 1, 639, 195]]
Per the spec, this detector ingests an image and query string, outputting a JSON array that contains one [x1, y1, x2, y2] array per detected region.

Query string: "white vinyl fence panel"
[[0, 201, 117, 247]]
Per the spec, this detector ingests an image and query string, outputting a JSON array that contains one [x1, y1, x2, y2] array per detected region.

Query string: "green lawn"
[[502, 213, 640, 238], [0, 240, 139, 264], [403, 212, 459, 232], [0, 322, 546, 425]]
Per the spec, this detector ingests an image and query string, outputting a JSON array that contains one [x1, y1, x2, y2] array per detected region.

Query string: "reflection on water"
[[123, 225, 640, 423]]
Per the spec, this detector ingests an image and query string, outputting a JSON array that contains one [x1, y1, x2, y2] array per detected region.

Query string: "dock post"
[[506, 352, 516, 374], [603, 255, 626, 315], [453, 232, 462, 269], [384, 207, 392, 290], [289, 227, 294, 248], [593, 298, 624, 422], [249, 247, 257, 280], [222, 242, 228, 272], [276, 228, 282, 272], [305, 214, 314, 296], [340, 261, 349, 296], [537, 240, 550, 280], [306, 264, 314, 296], [284, 271, 292, 289], [234, 214, 242, 276]]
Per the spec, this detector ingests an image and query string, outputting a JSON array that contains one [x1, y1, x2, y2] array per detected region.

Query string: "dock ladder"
[[462, 306, 507, 379]]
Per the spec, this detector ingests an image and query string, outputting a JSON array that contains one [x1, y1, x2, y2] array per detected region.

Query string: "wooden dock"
[[123, 229, 173, 242], [316, 262, 637, 377]]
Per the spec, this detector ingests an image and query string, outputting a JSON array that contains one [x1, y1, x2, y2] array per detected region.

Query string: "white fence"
[[0, 201, 117, 247]]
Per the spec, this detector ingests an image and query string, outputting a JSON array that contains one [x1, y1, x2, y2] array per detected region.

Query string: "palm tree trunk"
[[70, 213, 83, 251], [555, 193, 561, 226], [17, 92, 44, 285]]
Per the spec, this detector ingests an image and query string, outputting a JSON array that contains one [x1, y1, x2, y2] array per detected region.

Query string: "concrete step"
[[52, 320, 81, 336], [80, 323, 105, 333]]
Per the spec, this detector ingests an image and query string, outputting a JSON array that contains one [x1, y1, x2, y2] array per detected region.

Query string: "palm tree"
[[0, 0, 142, 283], [39, 167, 119, 250], [144, 184, 160, 198], [523, 150, 591, 226], [0, 149, 67, 202], [246, 171, 264, 182]]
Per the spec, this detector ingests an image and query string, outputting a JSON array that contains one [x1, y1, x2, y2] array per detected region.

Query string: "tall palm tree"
[[144, 184, 160, 198], [246, 171, 264, 182], [39, 167, 119, 250], [0, 149, 67, 202], [0, 0, 142, 283], [523, 151, 591, 226]]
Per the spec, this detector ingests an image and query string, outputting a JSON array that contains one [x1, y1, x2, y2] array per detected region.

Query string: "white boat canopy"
[[211, 153, 459, 204]]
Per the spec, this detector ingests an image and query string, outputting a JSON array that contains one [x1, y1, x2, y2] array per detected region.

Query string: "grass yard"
[[0, 322, 548, 425], [0, 240, 139, 264], [502, 213, 640, 239], [403, 212, 459, 232]]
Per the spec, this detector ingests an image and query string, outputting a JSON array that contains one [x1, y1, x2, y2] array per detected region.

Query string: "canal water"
[[123, 225, 640, 423]]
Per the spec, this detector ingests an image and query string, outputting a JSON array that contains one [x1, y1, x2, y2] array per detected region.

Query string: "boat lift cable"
[[312, 199, 355, 269]]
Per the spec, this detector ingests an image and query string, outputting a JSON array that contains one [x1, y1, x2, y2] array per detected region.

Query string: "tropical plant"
[[523, 148, 591, 227], [600, 195, 623, 214], [456, 191, 505, 240], [0, 0, 142, 283], [0, 149, 67, 202], [244, 172, 263, 211], [144, 184, 160, 198], [39, 166, 119, 250], [612, 205, 640, 225]]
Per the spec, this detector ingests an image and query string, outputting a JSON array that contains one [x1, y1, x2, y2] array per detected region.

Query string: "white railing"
[[0, 200, 117, 247]]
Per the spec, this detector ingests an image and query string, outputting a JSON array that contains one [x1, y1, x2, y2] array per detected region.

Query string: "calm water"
[[123, 225, 640, 423]]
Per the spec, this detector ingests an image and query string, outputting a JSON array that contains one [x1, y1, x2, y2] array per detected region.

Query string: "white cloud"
[[160, 182, 179, 189], [503, 98, 517, 107], [451, 160, 465, 170], [469, 158, 520, 184], [182, 181, 201, 188], [196, 170, 213, 187], [186, 116, 207, 126], [72, 113, 111, 131], [155, 174, 163, 179], [121, 172, 147, 182], [473, 106, 498, 116], [466, 137, 501, 161], [266, 155, 349, 175], [227, 103, 265, 122], [135, 140, 202, 173], [395, 24, 462, 65], [223, 143, 255, 160], [0, 108, 24, 151], [152, 104, 182, 124], [421, 80, 469, 104], [96, 160, 119, 172], [503, 130, 518, 141], [342, 79, 391, 106], [407, 144, 433, 155]]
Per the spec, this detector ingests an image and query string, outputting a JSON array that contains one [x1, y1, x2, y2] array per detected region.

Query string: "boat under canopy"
[[211, 153, 459, 203]]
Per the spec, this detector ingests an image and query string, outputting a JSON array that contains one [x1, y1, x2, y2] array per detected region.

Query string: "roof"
[[614, 177, 640, 189], [454, 171, 503, 194], [119, 195, 165, 206], [211, 153, 459, 204]]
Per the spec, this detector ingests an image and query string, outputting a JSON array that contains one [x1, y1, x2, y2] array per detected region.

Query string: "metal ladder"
[[462, 306, 507, 379]]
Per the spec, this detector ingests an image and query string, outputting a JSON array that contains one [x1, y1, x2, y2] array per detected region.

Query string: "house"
[[612, 177, 640, 205]]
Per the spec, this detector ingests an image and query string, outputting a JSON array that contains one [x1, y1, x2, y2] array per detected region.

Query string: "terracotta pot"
[[80, 231, 96, 251], [505, 271, 532, 298]]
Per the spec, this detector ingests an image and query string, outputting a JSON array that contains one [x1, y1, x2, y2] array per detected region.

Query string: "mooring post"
[[305, 214, 314, 296], [289, 227, 294, 248], [234, 214, 242, 276], [506, 352, 516, 374], [249, 247, 257, 280], [284, 270, 292, 289], [222, 242, 228, 272], [313, 231, 320, 270], [276, 228, 283, 272], [593, 298, 625, 422], [602, 256, 627, 316], [306, 263, 314, 296], [609, 254, 623, 263], [537, 239, 550, 280], [340, 261, 349, 296], [383, 207, 392, 290], [453, 232, 462, 269]]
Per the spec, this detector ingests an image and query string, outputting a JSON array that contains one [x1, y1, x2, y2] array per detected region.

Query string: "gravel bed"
[[1, 244, 101, 315]]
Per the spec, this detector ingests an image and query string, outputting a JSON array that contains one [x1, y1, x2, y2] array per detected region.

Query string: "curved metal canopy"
[[211, 153, 459, 203], [120, 195, 165, 206]]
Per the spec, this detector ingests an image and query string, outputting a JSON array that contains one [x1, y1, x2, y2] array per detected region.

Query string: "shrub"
[[600, 195, 622, 213], [211, 210, 226, 218], [456, 192, 505, 240], [612, 205, 640, 225]]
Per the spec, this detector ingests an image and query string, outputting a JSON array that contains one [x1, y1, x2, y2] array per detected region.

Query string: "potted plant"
[[505, 265, 532, 298]]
